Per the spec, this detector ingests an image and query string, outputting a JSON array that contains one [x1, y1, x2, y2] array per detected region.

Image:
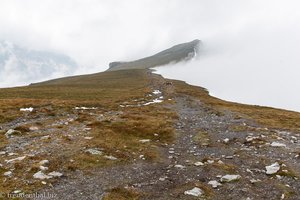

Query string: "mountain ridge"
[[108, 39, 201, 71]]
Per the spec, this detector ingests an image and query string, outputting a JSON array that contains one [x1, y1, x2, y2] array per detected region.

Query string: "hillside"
[[0, 44, 300, 199]]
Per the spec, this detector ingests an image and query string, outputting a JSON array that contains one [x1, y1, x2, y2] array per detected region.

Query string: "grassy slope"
[[172, 79, 300, 131], [1, 69, 300, 196]]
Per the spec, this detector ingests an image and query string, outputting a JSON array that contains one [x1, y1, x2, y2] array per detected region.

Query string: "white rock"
[[139, 139, 151, 143], [194, 161, 204, 166], [48, 171, 63, 177], [223, 138, 230, 143], [220, 174, 241, 182], [152, 90, 162, 95], [250, 179, 261, 184], [84, 137, 93, 140], [266, 162, 280, 175], [104, 155, 118, 160], [174, 165, 185, 169], [208, 180, 222, 188], [6, 156, 26, 163], [184, 187, 203, 197], [33, 171, 52, 180], [29, 126, 39, 131], [0, 151, 6, 155], [5, 129, 21, 138], [39, 160, 49, 165], [271, 142, 286, 147], [12, 190, 22, 194], [20, 107, 33, 112], [4, 171, 12, 176], [207, 160, 214, 164], [85, 149, 102, 155], [39, 166, 48, 171], [41, 135, 50, 140]]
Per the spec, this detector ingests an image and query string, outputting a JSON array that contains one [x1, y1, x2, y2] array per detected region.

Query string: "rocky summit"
[[0, 40, 300, 200]]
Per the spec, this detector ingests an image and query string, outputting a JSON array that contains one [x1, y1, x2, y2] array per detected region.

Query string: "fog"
[[0, 0, 300, 111]]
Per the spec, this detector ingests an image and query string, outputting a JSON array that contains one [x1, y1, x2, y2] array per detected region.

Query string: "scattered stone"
[[217, 160, 224, 164], [159, 176, 167, 181], [184, 187, 203, 197], [220, 174, 241, 183], [6, 156, 26, 163], [39, 160, 49, 165], [33, 171, 52, 180], [223, 138, 230, 143], [266, 162, 280, 175], [194, 161, 204, 166], [207, 160, 214, 164], [29, 126, 39, 131], [208, 180, 222, 188], [5, 129, 21, 138], [39, 166, 48, 171], [168, 151, 175, 154], [84, 137, 93, 140], [41, 181, 47, 185], [152, 90, 162, 95], [271, 142, 286, 148], [48, 171, 63, 177], [85, 149, 103, 155], [0, 151, 6, 155], [41, 135, 50, 140], [84, 128, 92, 131], [20, 107, 34, 112], [139, 139, 151, 143], [12, 190, 22, 194], [250, 179, 261, 184], [4, 171, 12, 176], [174, 165, 185, 169], [104, 155, 118, 160]]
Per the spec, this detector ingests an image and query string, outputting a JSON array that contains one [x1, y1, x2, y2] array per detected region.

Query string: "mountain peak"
[[108, 39, 201, 71]]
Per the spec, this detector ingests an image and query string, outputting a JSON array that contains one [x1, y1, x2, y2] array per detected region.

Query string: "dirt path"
[[33, 75, 300, 199]]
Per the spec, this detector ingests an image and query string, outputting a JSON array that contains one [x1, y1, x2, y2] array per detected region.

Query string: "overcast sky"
[[0, 0, 300, 111]]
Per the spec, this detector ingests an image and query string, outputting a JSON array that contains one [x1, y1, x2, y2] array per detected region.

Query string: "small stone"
[[20, 107, 33, 112], [174, 165, 185, 169], [12, 190, 22, 194], [207, 160, 214, 164], [0, 151, 6, 155], [104, 155, 118, 160], [4, 171, 12, 176], [194, 161, 204, 166], [5, 129, 21, 138], [250, 179, 261, 184], [208, 180, 222, 188], [39, 166, 48, 171], [39, 160, 49, 165], [159, 176, 167, 181], [223, 138, 230, 143], [33, 171, 52, 179], [41, 181, 47, 185], [220, 174, 241, 182], [266, 162, 280, 175], [84, 137, 93, 140], [271, 142, 286, 147], [29, 126, 39, 131], [6, 156, 26, 163], [184, 187, 203, 197], [85, 149, 102, 155], [139, 139, 151, 143], [48, 171, 63, 177]]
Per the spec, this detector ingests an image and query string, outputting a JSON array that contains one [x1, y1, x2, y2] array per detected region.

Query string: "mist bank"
[[155, 43, 300, 113]]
